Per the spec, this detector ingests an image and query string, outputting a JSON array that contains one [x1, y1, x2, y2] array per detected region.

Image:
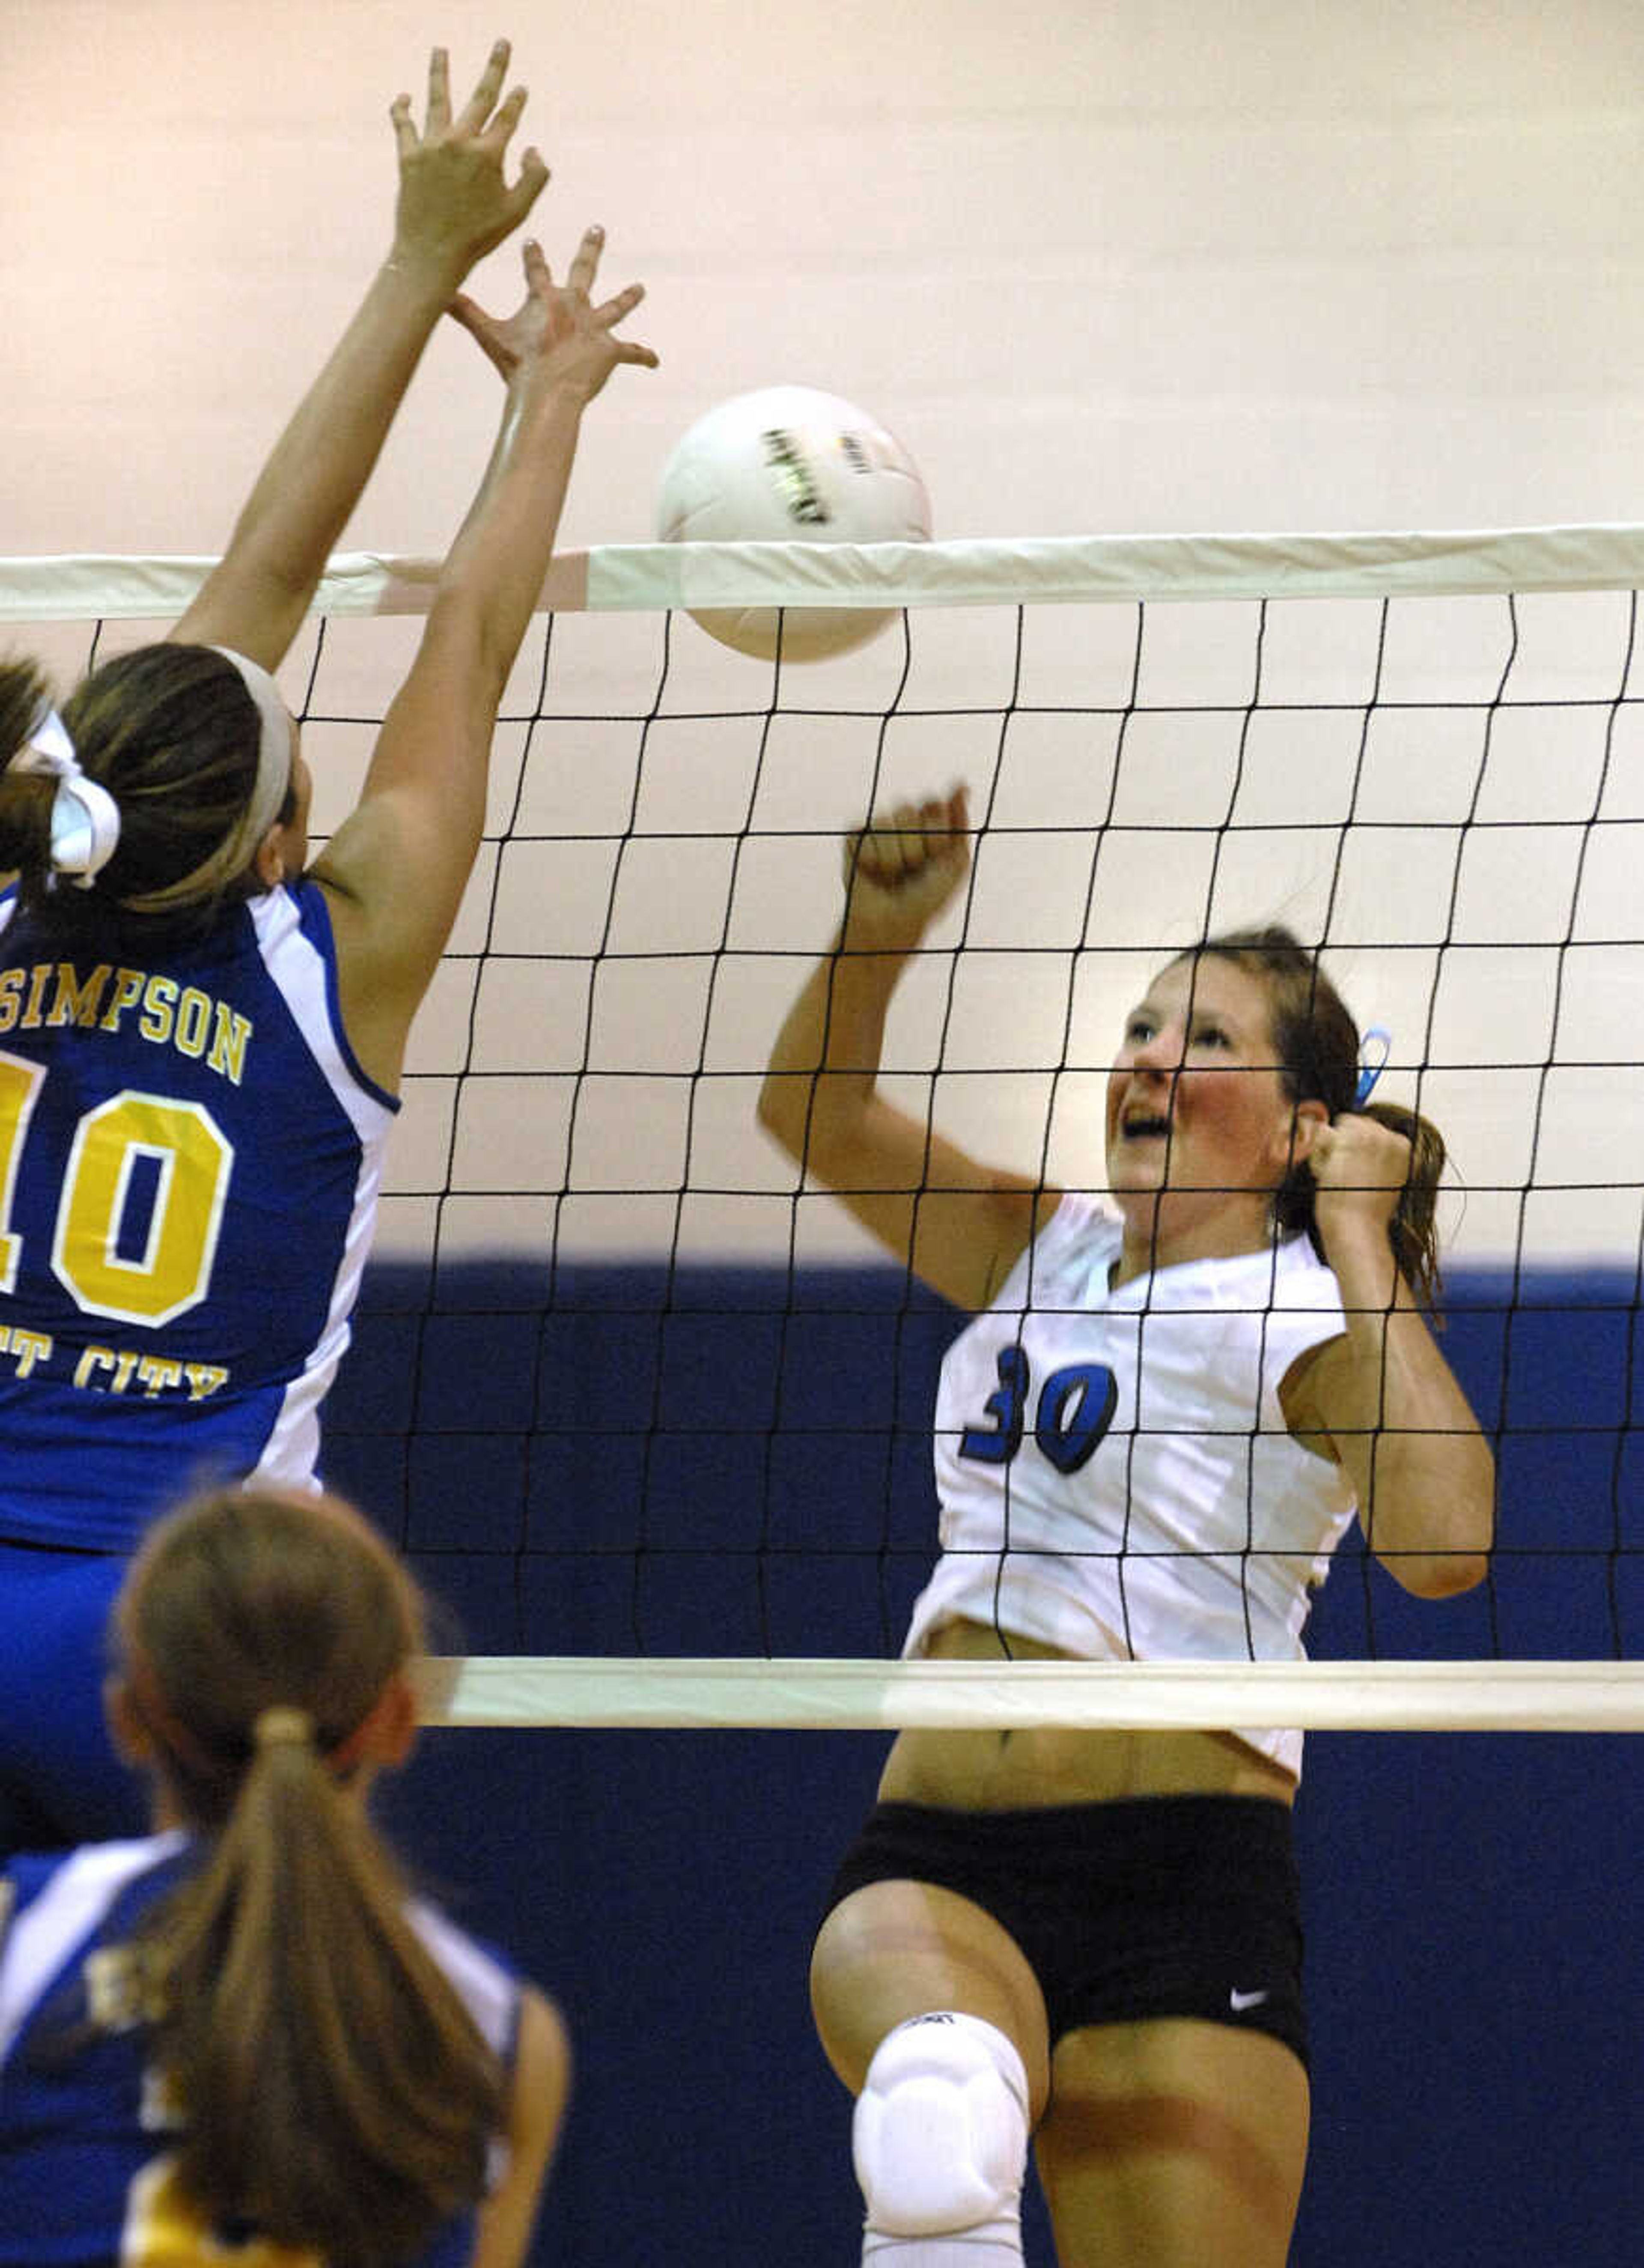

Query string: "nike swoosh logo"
[[1230, 1988, 1270, 2011]]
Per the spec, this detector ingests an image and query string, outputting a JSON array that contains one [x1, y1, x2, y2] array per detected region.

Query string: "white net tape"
[[7, 523, 1644, 624], [414, 1655, 1644, 1731]]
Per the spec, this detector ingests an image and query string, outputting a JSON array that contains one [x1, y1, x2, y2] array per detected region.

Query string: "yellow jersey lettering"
[[207, 1001, 251, 1085], [46, 963, 111, 1029], [73, 1344, 117, 1389], [173, 986, 210, 1060], [21, 964, 52, 1029], [0, 1326, 53, 1378], [62, 1342, 232, 1396], [98, 967, 146, 1031], [1, 963, 251, 1079], [137, 975, 176, 1047]]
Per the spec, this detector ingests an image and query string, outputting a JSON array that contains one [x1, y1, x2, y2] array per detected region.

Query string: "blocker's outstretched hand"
[[388, 38, 551, 290], [449, 228, 659, 403]]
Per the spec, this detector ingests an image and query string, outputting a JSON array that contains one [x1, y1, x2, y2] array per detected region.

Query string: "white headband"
[[11, 706, 122, 890], [120, 646, 294, 914], [210, 647, 294, 847]]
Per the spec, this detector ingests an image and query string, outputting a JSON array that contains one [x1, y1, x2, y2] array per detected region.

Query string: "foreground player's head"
[[102, 1484, 502, 2266], [0, 645, 304, 936], [108, 1482, 420, 1823]]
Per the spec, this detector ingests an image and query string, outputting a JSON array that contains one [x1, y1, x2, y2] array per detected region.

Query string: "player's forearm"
[[758, 932, 909, 1165], [1328, 1223, 1495, 1591], [426, 373, 587, 708], [191, 254, 459, 665]]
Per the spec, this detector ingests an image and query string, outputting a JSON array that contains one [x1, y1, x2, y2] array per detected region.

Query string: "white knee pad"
[[852, 2012, 1029, 2244]]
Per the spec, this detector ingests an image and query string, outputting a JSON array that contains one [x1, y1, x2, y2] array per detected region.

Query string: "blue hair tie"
[[1353, 1026, 1391, 1109]]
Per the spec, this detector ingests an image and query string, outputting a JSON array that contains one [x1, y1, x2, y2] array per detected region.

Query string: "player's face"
[[1105, 955, 1319, 1247]]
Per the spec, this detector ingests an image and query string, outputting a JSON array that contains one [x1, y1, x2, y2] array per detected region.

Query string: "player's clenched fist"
[[840, 786, 971, 951]]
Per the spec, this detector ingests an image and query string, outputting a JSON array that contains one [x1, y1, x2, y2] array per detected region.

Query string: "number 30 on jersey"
[[959, 1347, 1119, 1474]]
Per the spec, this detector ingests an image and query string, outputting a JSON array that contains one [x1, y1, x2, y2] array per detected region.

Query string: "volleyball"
[[655, 384, 932, 661]]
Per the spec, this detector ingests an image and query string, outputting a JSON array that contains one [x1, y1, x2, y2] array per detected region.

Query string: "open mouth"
[[1119, 1111, 1172, 1140]]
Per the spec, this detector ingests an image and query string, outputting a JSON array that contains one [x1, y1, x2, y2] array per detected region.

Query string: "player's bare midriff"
[[875, 1616, 1298, 1811]]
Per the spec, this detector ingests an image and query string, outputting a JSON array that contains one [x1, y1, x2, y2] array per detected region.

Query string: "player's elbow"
[[1378, 1545, 1491, 1599], [756, 1070, 807, 1164]]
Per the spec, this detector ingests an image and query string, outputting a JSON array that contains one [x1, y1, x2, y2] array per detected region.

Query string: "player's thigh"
[[1035, 2017, 1310, 2268], [810, 1878, 1051, 2113]]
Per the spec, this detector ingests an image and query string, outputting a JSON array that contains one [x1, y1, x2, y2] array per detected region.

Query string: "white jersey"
[[907, 1192, 1355, 1777]]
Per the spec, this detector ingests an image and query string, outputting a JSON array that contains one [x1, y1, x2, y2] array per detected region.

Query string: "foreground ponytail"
[[117, 1489, 506, 2267]]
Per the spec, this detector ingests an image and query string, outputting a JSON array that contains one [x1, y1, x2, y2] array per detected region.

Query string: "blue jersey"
[[0, 1835, 521, 2267], [0, 882, 396, 1550]]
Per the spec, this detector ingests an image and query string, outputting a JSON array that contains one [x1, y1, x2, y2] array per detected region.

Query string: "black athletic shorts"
[[822, 1792, 1308, 2070]]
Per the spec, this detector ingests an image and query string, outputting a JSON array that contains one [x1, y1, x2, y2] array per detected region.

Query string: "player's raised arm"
[[758, 787, 1051, 1311], [311, 228, 657, 1091], [171, 39, 548, 669], [1280, 1111, 1494, 1597]]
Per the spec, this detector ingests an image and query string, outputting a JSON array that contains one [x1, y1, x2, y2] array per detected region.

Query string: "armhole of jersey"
[[291, 879, 400, 1115], [406, 1898, 520, 2063], [1265, 1242, 1352, 1453]]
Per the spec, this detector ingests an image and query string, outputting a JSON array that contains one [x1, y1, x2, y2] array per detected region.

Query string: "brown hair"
[[0, 646, 292, 945], [1182, 924, 1446, 1306], [111, 1485, 504, 2267]]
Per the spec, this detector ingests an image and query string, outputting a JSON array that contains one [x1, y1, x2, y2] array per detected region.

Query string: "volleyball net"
[[4, 528, 1643, 1732]]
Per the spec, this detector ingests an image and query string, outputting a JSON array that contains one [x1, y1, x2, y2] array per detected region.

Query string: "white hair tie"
[[11, 706, 122, 890]]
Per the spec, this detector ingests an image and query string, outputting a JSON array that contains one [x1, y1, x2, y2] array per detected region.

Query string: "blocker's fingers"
[[522, 237, 553, 288], [456, 37, 512, 131], [566, 224, 605, 295], [424, 45, 452, 133], [389, 91, 418, 156], [479, 82, 530, 150], [595, 281, 646, 327]]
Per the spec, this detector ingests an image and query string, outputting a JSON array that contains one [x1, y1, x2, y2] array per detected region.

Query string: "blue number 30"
[[958, 1348, 1119, 1475]]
